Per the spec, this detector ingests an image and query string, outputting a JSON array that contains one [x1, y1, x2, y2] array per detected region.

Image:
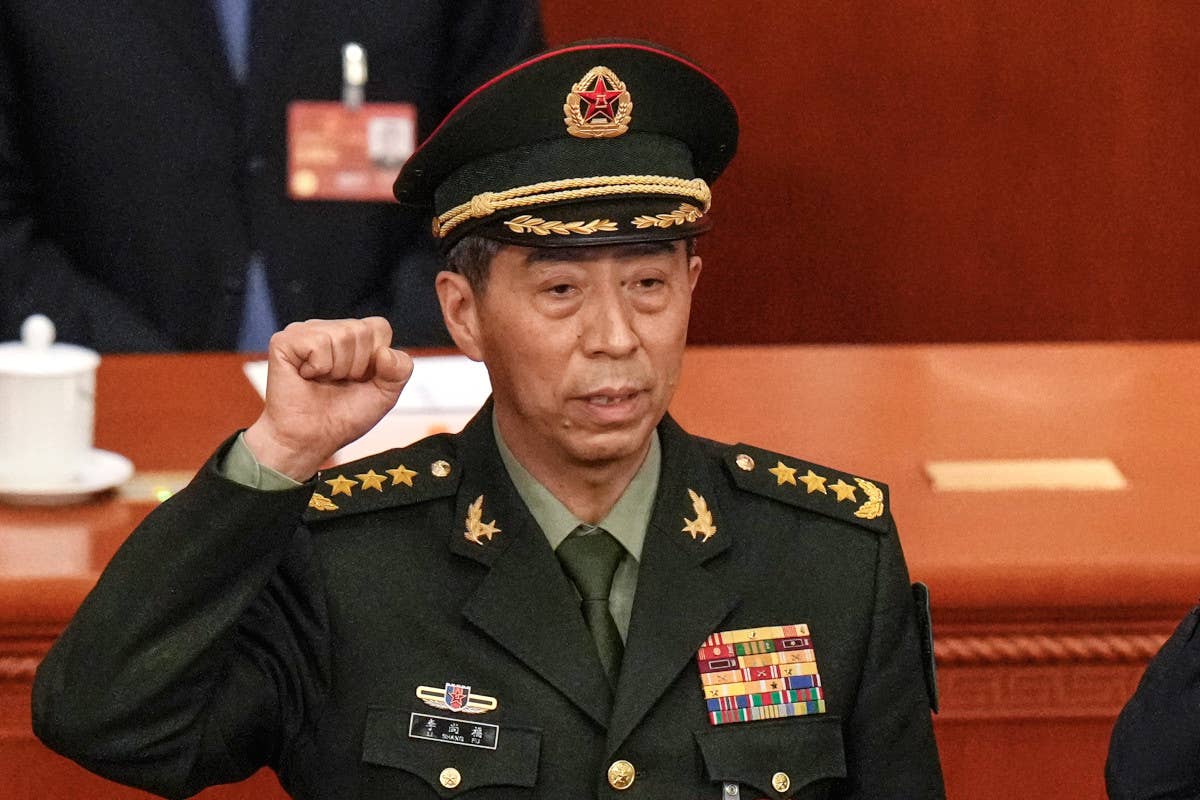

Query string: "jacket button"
[[439, 767, 461, 789], [771, 771, 790, 793], [607, 759, 636, 790]]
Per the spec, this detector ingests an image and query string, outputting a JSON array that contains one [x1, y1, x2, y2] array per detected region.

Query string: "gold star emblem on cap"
[[325, 474, 357, 497], [767, 461, 797, 486], [799, 470, 828, 494], [386, 464, 418, 487], [829, 479, 858, 502], [564, 65, 632, 139], [356, 470, 387, 492]]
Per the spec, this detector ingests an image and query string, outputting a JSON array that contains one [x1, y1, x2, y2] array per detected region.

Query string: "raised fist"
[[243, 317, 413, 480]]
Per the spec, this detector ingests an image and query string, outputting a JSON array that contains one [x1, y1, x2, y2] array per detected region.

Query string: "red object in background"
[[544, 1, 1200, 345]]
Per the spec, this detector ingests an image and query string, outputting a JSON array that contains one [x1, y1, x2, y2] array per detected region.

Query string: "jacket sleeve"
[[0, 34, 171, 351], [32, 442, 330, 799], [842, 518, 946, 798], [1106, 605, 1200, 800]]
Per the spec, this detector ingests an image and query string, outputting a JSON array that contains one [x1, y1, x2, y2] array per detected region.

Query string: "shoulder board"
[[721, 443, 892, 535], [303, 434, 460, 523]]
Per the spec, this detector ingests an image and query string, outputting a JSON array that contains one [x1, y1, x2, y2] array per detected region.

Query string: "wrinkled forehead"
[[514, 239, 685, 265]]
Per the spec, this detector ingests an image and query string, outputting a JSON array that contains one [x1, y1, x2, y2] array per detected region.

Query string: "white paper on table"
[[924, 458, 1127, 491], [242, 355, 492, 463]]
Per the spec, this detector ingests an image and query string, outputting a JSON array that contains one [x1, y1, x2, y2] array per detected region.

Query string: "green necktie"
[[557, 526, 625, 685]]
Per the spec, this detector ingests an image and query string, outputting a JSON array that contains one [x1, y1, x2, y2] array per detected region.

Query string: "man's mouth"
[[586, 390, 641, 406]]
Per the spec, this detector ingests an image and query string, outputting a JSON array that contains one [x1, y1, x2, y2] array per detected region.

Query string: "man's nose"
[[580, 287, 639, 357]]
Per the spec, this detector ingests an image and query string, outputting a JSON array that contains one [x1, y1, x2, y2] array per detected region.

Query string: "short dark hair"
[[442, 235, 698, 295], [443, 235, 503, 294]]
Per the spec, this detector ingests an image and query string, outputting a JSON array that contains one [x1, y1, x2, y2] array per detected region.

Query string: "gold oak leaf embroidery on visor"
[[503, 216, 619, 236], [632, 203, 704, 229]]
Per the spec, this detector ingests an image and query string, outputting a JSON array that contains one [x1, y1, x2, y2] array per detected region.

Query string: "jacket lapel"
[[606, 417, 739, 755], [449, 406, 614, 729]]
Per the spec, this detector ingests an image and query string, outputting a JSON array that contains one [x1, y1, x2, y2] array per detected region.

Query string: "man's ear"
[[687, 255, 703, 292], [436, 270, 485, 361]]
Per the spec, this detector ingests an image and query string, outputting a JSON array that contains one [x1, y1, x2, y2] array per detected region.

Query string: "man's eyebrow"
[[523, 241, 678, 265]]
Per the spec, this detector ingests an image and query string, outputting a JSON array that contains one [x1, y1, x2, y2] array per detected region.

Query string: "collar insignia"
[[463, 495, 501, 545], [564, 66, 632, 139], [416, 683, 498, 714], [682, 488, 717, 542], [308, 491, 338, 512]]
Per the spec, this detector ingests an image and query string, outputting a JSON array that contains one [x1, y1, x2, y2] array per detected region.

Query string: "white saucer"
[[0, 449, 135, 506]]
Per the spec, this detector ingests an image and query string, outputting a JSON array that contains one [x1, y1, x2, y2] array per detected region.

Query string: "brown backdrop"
[[542, 1, 1200, 344]]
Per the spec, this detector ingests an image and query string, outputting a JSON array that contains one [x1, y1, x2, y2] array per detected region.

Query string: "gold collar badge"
[[463, 495, 501, 545], [564, 66, 632, 139], [682, 489, 717, 542]]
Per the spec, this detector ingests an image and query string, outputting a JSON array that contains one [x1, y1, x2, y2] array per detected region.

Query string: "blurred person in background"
[[1107, 604, 1200, 799], [0, 1, 542, 351]]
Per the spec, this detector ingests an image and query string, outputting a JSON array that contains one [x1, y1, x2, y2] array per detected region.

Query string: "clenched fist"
[[243, 317, 413, 480]]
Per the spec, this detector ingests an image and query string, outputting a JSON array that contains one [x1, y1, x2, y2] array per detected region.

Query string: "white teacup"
[[0, 315, 100, 487]]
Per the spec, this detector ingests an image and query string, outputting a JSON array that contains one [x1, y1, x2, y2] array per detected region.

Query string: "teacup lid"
[[0, 315, 100, 376]]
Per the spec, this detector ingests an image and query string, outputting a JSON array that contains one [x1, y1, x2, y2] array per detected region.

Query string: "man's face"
[[449, 240, 701, 474]]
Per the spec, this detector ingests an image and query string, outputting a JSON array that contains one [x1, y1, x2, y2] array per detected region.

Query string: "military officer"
[[33, 40, 944, 798]]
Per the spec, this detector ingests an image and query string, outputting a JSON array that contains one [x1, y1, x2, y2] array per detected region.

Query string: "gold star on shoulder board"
[[464, 495, 501, 545], [325, 474, 357, 497], [681, 488, 717, 542], [386, 464, 417, 487], [356, 470, 387, 492], [829, 479, 858, 502], [799, 469, 828, 494], [767, 461, 797, 486]]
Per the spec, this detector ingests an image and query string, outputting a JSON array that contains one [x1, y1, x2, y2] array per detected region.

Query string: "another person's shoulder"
[[301, 432, 462, 525], [694, 435, 894, 537]]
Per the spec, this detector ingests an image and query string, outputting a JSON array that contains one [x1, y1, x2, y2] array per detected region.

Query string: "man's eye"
[[547, 284, 574, 296], [637, 278, 664, 289]]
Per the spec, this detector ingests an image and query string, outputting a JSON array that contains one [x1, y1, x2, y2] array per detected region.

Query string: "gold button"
[[735, 453, 755, 471], [607, 759, 636, 790], [771, 771, 790, 793], [431, 460, 452, 478], [439, 767, 461, 789]]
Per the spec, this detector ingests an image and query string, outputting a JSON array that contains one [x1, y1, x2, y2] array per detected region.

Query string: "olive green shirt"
[[221, 424, 662, 641], [491, 418, 660, 642]]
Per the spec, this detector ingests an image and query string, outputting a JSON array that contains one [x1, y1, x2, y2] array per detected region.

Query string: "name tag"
[[287, 100, 417, 202], [408, 712, 499, 750]]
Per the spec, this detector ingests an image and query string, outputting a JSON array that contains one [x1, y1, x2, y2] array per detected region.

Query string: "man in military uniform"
[[33, 41, 944, 798]]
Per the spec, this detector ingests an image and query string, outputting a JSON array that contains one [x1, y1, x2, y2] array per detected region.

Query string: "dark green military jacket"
[[33, 405, 943, 799]]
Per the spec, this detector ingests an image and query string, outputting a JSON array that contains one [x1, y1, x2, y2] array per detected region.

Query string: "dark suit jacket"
[[1107, 605, 1200, 800], [33, 407, 944, 798], [0, 1, 541, 351]]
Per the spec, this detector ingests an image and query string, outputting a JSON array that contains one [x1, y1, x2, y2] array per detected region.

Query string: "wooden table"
[[3, 345, 1197, 798]]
